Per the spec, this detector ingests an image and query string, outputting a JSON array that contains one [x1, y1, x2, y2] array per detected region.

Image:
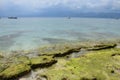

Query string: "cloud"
[[112, 0, 120, 10], [0, 0, 120, 16]]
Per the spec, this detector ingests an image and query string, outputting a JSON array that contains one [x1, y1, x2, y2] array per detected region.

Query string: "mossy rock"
[[0, 56, 30, 74], [0, 55, 3, 58], [0, 64, 7, 73], [0, 56, 31, 73], [0, 64, 31, 80], [39, 48, 120, 80], [86, 43, 117, 51], [0, 58, 13, 73], [30, 56, 57, 68], [38, 42, 117, 57], [15, 56, 31, 65], [0, 52, 4, 58], [38, 45, 81, 57], [53, 48, 81, 57], [0, 63, 10, 74]]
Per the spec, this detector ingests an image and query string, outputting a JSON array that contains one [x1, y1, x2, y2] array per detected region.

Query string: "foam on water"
[[0, 18, 120, 51]]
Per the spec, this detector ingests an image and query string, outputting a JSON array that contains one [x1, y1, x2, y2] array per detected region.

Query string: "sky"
[[0, 0, 120, 17]]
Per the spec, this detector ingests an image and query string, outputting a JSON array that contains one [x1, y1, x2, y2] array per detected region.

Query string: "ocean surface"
[[0, 17, 120, 51]]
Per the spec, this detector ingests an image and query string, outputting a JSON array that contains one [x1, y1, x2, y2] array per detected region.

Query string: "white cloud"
[[0, 0, 120, 13], [112, 0, 120, 10]]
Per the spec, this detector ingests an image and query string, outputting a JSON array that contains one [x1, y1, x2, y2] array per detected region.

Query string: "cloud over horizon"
[[0, 0, 120, 17]]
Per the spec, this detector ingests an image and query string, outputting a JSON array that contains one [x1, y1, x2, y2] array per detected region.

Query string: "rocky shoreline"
[[0, 41, 120, 80]]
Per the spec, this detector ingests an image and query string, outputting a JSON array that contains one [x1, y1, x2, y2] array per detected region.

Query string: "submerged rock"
[[0, 64, 31, 80], [86, 43, 117, 51], [53, 47, 81, 57], [30, 56, 57, 69], [38, 44, 81, 57]]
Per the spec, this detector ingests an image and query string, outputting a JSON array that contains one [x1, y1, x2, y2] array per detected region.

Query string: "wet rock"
[[61, 77, 69, 80], [36, 75, 48, 80], [0, 56, 30, 74], [30, 56, 57, 69], [0, 52, 4, 58], [111, 70, 115, 73], [86, 43, 117, 51], [38, 43, 82, 56], [39, 48, 120, 80], [0, 58, 13, 73], [53, 48, 81, 57], [0, 55, 4, 58], [0, 63, 9, 73], [15, 56, 31, 65], [81, 77, 97, 80], [19, 78, 26, 80], [0, 64, 31, 80], [111, 53, 120, 57]]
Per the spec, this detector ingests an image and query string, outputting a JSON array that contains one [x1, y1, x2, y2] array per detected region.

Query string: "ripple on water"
[[0, 32, 22, 51]]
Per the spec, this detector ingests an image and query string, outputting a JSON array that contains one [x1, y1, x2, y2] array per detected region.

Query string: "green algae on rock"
[[86, 43, 117, 51], [0, 64, 8, 73], [30, 56, 57, 68], [0, 56, 30, 74], [0, 52, 4, 58], [0, 56, 57, 80], [0, 58, 14, 73], [15, 56, 31, 65], [37, 42, 117, 57], [53, 48, 81, 57], [0, 64, 31, 80], [38, 48, 120, 80], [0, 42, 119, 80], [38, 44, 81, 57]]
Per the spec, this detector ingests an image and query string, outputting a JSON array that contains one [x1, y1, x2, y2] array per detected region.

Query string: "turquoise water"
[[0, 18, 120, 51]]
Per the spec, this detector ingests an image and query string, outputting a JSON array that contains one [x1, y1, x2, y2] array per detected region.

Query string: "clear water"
[[0, 17, 120, 51]]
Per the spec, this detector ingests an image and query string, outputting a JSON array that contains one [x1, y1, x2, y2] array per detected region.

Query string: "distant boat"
[[114, 17, 119, 20], [67, 16, 71, 19], [8, 17, 17, 19]]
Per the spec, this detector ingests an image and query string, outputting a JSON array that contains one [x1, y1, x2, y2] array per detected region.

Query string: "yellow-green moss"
[[38, 48, 120, 80], [85, 43, 117, 50], [37, 42, 116, 57], [0, 64, 31, 79], [0, 42, 118, 80], [0, 52, 4, 58], [15, 56, 30, 65], [30, 56, 57, 68], [38, 44, 81, 57]]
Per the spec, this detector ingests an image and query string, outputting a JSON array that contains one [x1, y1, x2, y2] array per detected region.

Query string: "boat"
[[116, 18, 119, 20], [67, 16, 71, 19], [8, 17, 17, 19]]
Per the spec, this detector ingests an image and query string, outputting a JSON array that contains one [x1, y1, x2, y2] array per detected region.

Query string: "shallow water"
[[0, 17, 120, 51]]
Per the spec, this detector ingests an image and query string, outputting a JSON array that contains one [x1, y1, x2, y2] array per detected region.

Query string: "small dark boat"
[[8, 17, 17, 19], [68, 16, 71, 19], [114, 17, 119, 20], [116, 18, 119, 20]]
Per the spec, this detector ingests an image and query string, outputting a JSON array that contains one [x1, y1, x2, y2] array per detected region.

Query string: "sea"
[[0, 17, 120, 51]]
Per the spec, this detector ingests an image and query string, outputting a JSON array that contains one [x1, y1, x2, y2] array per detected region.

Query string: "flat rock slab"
[[0, 64, 31, 80], [86, 43, 117, 51], [38, 48, 120, 80], [30, 56, 57, 68]]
